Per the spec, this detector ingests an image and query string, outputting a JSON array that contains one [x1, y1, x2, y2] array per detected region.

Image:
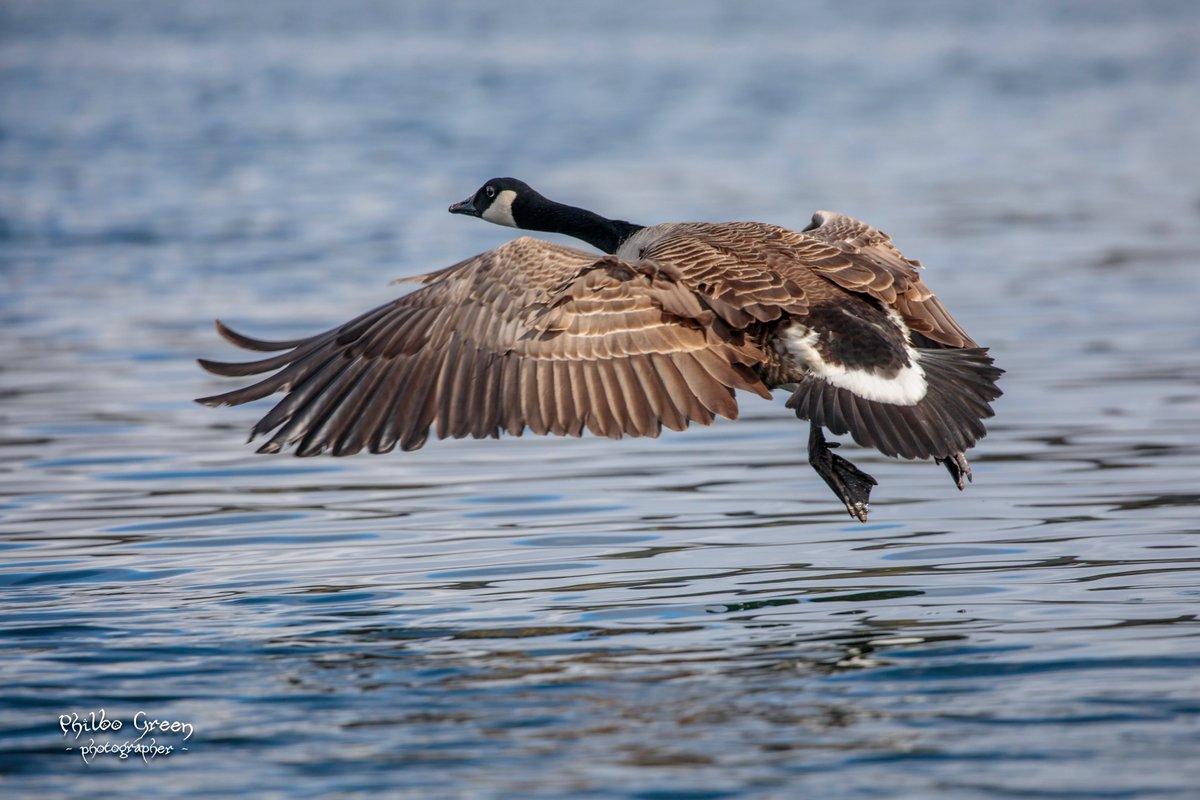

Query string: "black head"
[[448, 177, 644, 254], [448, 177, 536, 228]]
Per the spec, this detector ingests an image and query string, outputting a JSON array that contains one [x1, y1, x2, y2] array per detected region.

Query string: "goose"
[[197, 178, 1002, 521]]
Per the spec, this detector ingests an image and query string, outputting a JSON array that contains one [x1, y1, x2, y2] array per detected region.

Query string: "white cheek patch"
[[481, 190, 518, 227], [785, 325, 927, 406]]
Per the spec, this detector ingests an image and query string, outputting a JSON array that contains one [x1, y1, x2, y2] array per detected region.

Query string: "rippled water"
[[3, 1, 1200, 797]]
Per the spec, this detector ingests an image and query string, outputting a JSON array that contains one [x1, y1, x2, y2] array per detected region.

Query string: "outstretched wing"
[[799, 211, 976, 347], [197, 237, 771, 456]]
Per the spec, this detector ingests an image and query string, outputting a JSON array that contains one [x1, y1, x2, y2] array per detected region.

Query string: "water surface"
[[2, 1, 1200, 797]]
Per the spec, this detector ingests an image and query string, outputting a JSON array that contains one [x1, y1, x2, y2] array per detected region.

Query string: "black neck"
[[519, 197, 644, 254]]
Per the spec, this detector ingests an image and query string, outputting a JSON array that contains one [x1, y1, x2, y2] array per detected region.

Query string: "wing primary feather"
[[197, 340, 323, 378], [580, 361, 614, 437], [434, 332, 464, 440], [613, 357, 657, 437], [393, 351, 450, 450], [630, 356, 686, 432], [595, 359, 631, 438], [399, 347, 448, 451], [521, 359, 548, 436], [446, 339, 478, 439], [214, 320, 310, 352], [247, 354, 349, 440], [553, 361, 582, 437], [256, 357, 356, 454], [332, 361, 399, 456], [295, 358, 377, 456], [564, 361, 589, 436], [469, 350, 500, 439], [369, 355, 424, 454], [670, 352, 737, 419], [500, 353, 525, 436], [537, 359, 565, 436], [650, 352, 710, 425]]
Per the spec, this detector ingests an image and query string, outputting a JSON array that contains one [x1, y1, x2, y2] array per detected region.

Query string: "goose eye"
[[485, 186, 496, 199]]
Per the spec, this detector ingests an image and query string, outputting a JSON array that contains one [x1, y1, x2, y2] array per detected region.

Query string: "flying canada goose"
[[197, 178, 1002, 521]]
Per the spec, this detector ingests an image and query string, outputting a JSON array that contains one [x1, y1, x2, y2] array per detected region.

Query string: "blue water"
[[3, 1, 1200, 797]]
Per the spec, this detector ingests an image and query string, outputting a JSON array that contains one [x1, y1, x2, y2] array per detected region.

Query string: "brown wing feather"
[[636, 222, 814, 327], [197, 237, 772, 456], [632, 219, 972, 346], [798, 211, 976, 347]]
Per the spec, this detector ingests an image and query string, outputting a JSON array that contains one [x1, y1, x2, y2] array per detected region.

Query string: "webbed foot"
[[936, 451, 973, 491], [808, 425, 877, 522]]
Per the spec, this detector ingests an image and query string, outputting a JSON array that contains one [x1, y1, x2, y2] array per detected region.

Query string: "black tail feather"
[[786, 347, 1003, 460]]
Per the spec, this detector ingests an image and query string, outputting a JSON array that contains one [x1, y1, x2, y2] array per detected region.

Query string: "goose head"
[[448, 177, 535, 228], [448, 178, 645, 255]]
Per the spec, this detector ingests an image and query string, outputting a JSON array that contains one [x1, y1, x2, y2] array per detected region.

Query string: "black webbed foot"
[[936, 451, 973, 491], [808, 425, 878, 522]]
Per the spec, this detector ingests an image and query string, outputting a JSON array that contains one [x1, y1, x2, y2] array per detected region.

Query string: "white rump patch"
[[785, 325, 927, 406], [481, 189, 518, 227]]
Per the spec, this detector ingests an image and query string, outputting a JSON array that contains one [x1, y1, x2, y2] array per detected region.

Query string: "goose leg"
[[936, 451, 973, 491], [808, 424, 877, 522]]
